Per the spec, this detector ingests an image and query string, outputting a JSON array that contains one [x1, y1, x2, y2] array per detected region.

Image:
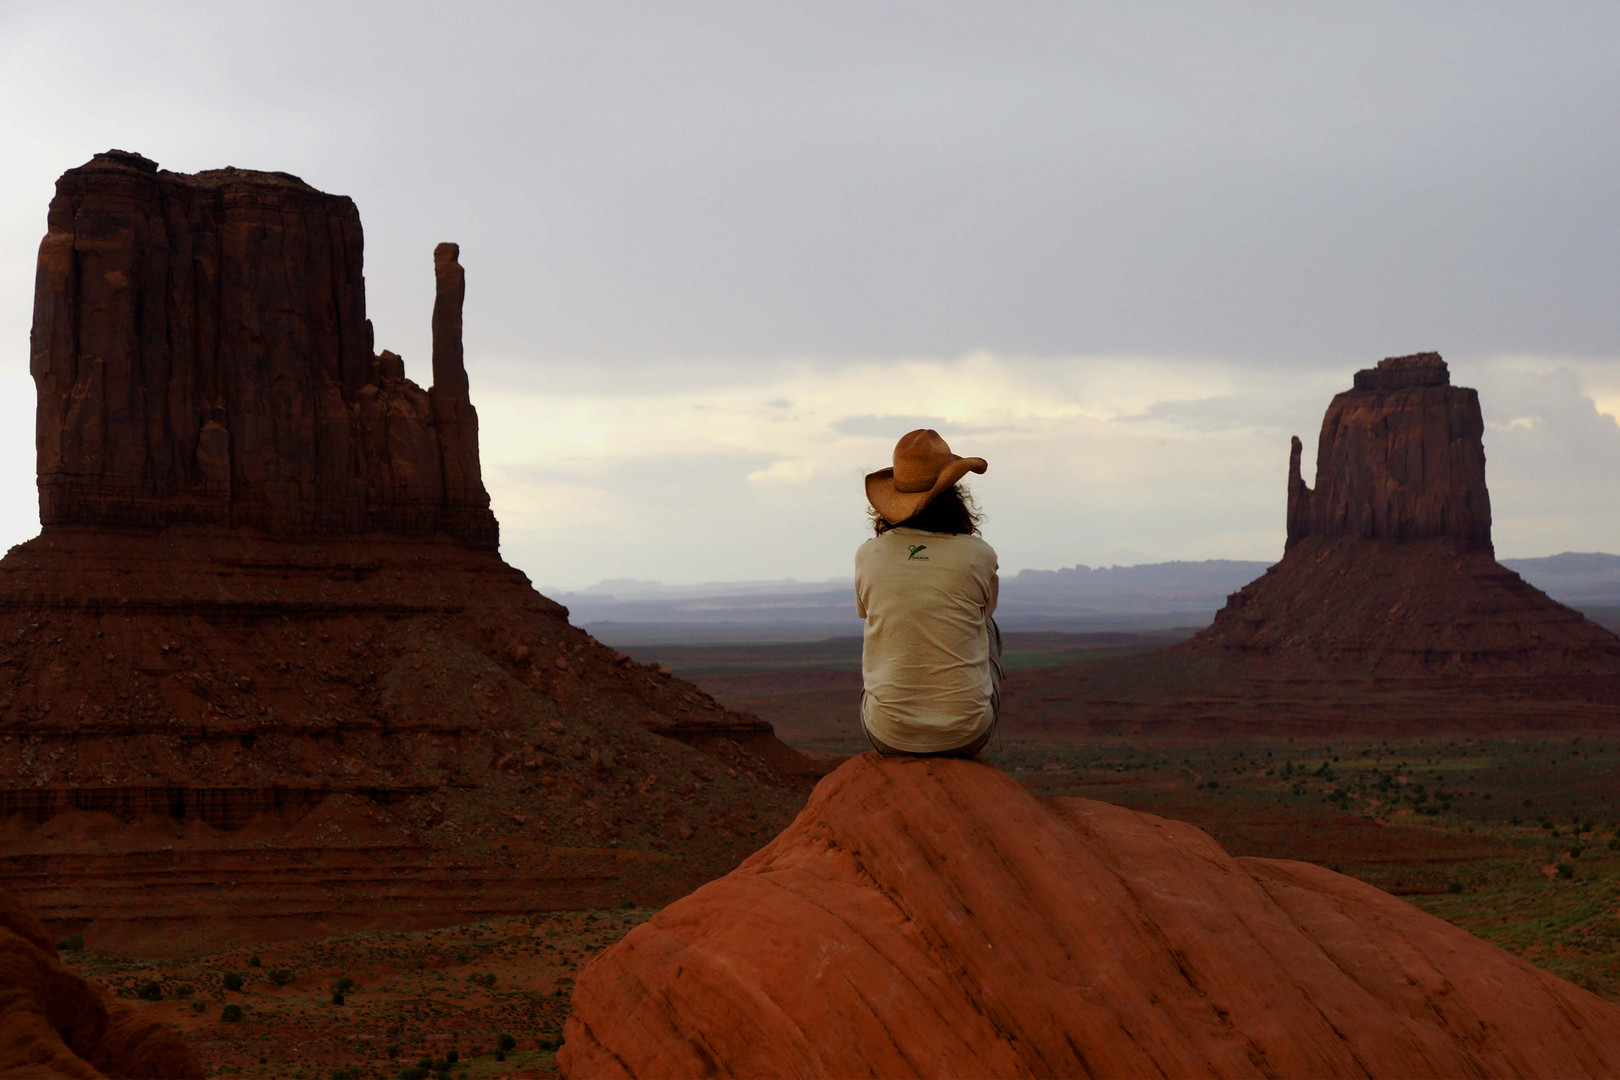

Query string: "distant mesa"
[[1286, 353, 1491, 553], [560, 754, 1620, 1078], [1184, 352, 1620, 675], [0, 151, 816, 951]]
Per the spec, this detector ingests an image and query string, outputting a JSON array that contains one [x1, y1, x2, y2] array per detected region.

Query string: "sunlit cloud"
[[467, 351, 1620, 588]]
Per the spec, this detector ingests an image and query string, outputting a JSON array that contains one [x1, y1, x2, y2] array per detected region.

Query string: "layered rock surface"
[[561, 755, 1620, 1078], [1287, 353, 1491, 552], [1188, 353, 1620, 674], [31, 150, 495, 548], [2, 153, 817, 951], [0, 884, 201, 1078]]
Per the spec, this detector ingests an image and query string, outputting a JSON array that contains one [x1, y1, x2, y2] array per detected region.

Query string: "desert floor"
[[64, 632, 1620, 1079]]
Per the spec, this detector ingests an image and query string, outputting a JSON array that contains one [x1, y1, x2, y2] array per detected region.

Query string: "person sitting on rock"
[[857, 429, 1002, 758]]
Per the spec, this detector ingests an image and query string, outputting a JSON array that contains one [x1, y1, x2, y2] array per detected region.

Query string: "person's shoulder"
[[954, 532, 996, 556], [957, 533, 998, 568], [855, 533, 888, 565], [857, 533, 889, 554]]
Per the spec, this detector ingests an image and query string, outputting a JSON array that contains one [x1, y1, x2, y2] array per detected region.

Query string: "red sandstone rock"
[[560, 754, 1620, 1078], [3, 152, 820, 951], [1288, 353, 1491, 552], [0, 885, 201, 1079], [30, 150, 495, 549], [0, 529, 816, 952], [1191, 353, 1620, 674]]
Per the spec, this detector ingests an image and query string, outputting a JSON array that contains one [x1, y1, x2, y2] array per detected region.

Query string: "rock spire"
[[1287, 353, 1492, 553], [1, 152, 816, 951], [30, 150, 497, 549], [1185, 352, 1620, 673]]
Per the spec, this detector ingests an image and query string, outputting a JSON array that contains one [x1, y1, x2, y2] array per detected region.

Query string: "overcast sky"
[[2, 2, 1617, 588]]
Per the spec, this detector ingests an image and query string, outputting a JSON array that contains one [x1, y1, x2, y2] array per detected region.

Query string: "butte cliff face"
[[0, 152, 815, 951], [1186, 353, 1620, 675], [560, 755, 1620, 1079], [1286, 353, 1491, 553], [31, 149, 495, 549]]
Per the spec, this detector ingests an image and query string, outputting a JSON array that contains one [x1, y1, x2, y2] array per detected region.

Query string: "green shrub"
[[1569, 844, 1584, 858], [1557, 862, 1575, 879], [496, 1033, 516, 1052], [268, 968, 294, 987], [174, 984, 194, 999], [136, 981, 162, 1001], [221, 1004, 244, 1022], [248, 954, 262, 967], [398, 1068, 429, 1080], [222, 972, 244, 992], [385, 1044, 401, 1059], [55, 933, 84, 953], [331, 990, 345, 1006]]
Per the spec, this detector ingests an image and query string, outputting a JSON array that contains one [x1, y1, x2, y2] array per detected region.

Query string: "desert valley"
[[4, 145, 1620, 1078]]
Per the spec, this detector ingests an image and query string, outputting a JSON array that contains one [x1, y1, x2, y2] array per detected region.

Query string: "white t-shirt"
[[855, 527, 999, 753]]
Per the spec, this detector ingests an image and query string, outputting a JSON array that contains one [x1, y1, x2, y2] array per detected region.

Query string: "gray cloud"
[[6, 2, 1620, 372], [1, 3, 1617, 583]]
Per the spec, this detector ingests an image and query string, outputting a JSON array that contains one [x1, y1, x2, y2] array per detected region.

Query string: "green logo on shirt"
[[907, 544, 929, 561]]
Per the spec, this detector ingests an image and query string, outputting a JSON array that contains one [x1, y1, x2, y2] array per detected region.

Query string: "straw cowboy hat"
[[865, 429, 987, 524]]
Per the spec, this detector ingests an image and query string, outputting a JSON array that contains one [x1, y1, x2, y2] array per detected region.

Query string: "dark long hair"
[[870, 484, 983, 537]]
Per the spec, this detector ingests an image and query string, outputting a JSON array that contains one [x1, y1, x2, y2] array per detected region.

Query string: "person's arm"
[[982, 543, 999, 616], [854, 545, 868, 619]]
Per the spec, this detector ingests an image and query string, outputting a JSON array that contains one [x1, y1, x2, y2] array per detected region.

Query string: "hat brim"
[[864, 456, 987, 524]]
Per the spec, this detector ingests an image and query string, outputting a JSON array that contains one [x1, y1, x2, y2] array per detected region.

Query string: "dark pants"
[[864, 618, 1003, 759]]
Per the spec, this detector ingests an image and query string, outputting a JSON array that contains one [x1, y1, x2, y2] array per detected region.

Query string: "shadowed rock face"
[[0, 885, 203, 1079], [1288, 353, 1491, 554], [2, 152, 818, 952], [31, 150, 495, 550], [560, 755, 1620, 1079], [1188, 353, 1620, 673]]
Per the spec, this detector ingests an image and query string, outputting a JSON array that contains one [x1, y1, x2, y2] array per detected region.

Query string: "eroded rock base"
[[0, 527, 814, 953], [562, 754, 1620, 1079]]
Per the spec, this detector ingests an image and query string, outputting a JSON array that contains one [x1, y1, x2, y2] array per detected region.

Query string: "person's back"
[[857, 430, 1001, 758]]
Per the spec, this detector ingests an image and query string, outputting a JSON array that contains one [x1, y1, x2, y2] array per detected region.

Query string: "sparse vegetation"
[[996, 734, 1620, 998], [60, 907, 647, 1076]]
